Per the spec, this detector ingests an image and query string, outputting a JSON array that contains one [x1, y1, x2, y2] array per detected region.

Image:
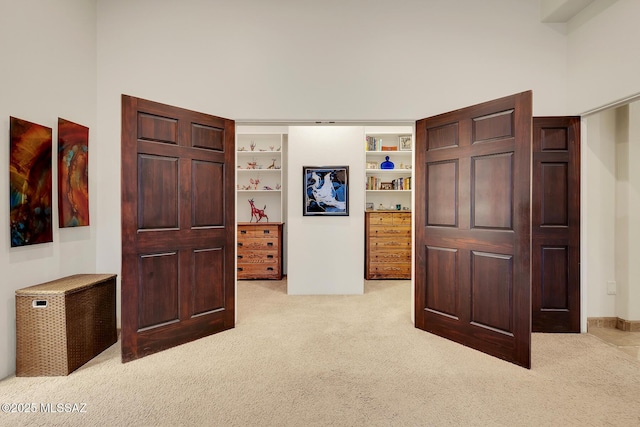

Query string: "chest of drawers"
[[365, 212, 411, 279], [237, 222, 284, 279]]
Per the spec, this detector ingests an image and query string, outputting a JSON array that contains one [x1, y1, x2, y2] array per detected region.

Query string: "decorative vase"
[[380, 156, 394, 170]]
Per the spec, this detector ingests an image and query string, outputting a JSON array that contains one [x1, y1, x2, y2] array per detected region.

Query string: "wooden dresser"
[[365, 211, 411, 279], [237, 222, 284, 280]]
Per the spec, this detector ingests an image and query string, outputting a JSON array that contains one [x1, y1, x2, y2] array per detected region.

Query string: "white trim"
[[580, 92, 640, 117]]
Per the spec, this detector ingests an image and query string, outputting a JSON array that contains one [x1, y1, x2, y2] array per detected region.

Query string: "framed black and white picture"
[[399, 135, 412, 151], [303, 166, 349, 216]]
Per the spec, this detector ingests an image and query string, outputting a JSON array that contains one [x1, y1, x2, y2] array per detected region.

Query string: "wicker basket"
[[15, 274, 117, 376]]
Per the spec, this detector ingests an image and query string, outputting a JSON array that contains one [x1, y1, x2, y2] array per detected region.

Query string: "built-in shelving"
[[364, 126, 413, 212], [236, 129, 287, 223]]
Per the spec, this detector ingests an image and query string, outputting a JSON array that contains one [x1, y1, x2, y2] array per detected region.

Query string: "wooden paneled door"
[[121, 95, 235, 362], [415, 91, 533, 368], [532, 117, 580, 332]]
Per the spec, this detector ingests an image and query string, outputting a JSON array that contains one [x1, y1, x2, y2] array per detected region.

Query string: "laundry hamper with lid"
[[15, 274, 117, 376]]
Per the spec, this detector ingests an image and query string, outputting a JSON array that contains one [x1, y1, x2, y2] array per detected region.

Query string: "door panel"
[[532, 117, 580, 332], [138, 252, 179, 329], [416, 91, 532, 368], [121, 95, 235, 362]]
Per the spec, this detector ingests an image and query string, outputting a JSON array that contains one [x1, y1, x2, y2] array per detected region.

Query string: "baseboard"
[[587, 317, 618, 329], [587, 317, 640, 332], [616, 318, 640, 332]]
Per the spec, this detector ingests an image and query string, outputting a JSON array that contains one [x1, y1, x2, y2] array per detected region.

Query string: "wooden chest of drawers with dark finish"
[[365, 211, 411, 279], [237, 222, 284, 279]]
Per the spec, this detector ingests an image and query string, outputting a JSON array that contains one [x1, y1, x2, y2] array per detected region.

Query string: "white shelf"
[[365, 150, 411, 154], [237, 189, 281, 193], [237, 168, 282, 172], [237, 150, 282, 154], [366, 190, 412, 193], [366, 169, 412, 173]]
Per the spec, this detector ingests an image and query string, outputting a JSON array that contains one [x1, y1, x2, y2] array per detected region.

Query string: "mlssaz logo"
[[40, 403, 87, 413]]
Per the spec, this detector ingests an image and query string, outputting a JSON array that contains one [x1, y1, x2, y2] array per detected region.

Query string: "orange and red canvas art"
[[57, 118, 89, 227], [10, 117, 53, 247]]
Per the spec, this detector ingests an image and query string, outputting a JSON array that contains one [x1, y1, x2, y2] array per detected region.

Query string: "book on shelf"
[[366, 175, 412, 191], [366, 136, 378, 151], [391, 176, 411, 191]]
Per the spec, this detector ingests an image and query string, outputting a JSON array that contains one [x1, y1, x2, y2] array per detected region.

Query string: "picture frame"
[[303, 166, 349, 216], [380, 182, 394, 190], [366, 202, 374, 211], [366, 161, 378, 170], [399, 135, 412, 151]]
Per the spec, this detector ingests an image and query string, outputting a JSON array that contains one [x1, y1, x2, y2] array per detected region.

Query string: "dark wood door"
[[121, 95, 235, 362], [415, 91, 533, 368], [532, 117, 580, 332]]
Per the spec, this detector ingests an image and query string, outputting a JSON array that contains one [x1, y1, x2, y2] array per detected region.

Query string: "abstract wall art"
[[10, 117, 53, 247], [303, 166, 349, 216], [58, 118, 89, 227]]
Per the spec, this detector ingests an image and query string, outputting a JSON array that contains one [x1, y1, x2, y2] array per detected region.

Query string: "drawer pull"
[[237, 255, 243, 259], [237, 242, 243, 247], [267, 255, 274, 259], [267, 242, 273, 247], [237, 267, 244, 272], [267, 267, 274, 271], [263, 230, 270, 234], [240, 230, 247, 234]]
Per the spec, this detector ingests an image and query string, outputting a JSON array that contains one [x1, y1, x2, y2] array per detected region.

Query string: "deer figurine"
[[248, 199, 268, 223]]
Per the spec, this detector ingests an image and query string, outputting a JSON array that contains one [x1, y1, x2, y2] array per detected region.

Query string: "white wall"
[[568, 0, 640, 114], [0, 0, 98, 379], [287, 127, 365, 295], [584, 109, 617, 318], [615, 102, 640, 320]]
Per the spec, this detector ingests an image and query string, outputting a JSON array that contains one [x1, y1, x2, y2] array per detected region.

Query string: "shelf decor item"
[[380, 156, 395, 169], [303, 166, 349, 216], [399, 135, 412, 151], [380, 182, 394, 190], [366, 161, 378, 170], [248, 198, 269, 222]]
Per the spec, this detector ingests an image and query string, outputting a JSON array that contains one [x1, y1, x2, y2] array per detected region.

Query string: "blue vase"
[[380, 156, 394, 170]]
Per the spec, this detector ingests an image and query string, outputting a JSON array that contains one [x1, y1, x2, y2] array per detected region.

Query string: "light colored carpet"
[[1, 279, 639, 426]]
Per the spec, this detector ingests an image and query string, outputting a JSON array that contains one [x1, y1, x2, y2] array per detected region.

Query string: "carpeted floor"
[[1, 279, 639, 426]]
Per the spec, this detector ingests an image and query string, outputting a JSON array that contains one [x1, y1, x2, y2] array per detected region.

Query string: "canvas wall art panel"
[[10, 117, 53, 247], [58, 118, 89, 227], [303, 166, 349, 216]]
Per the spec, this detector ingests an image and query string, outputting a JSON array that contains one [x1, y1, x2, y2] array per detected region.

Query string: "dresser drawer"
[[367, 212, 394, 225], [237, 264, 281, 279], [369, 225, 411, 238], [368, 249, 411, 264], [237, 250, 279, 264], [392, 213, 411, 226], [237, 237, 280, 250], [369, 237, 411, 249], [237, 224, 280, 239], [367, 263, 411, 279]]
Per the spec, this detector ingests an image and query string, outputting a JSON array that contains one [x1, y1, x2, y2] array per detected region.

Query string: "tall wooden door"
[[532, 117, 580, 332], [121, 95, 235, 362], [415, 91, 533, 368]]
